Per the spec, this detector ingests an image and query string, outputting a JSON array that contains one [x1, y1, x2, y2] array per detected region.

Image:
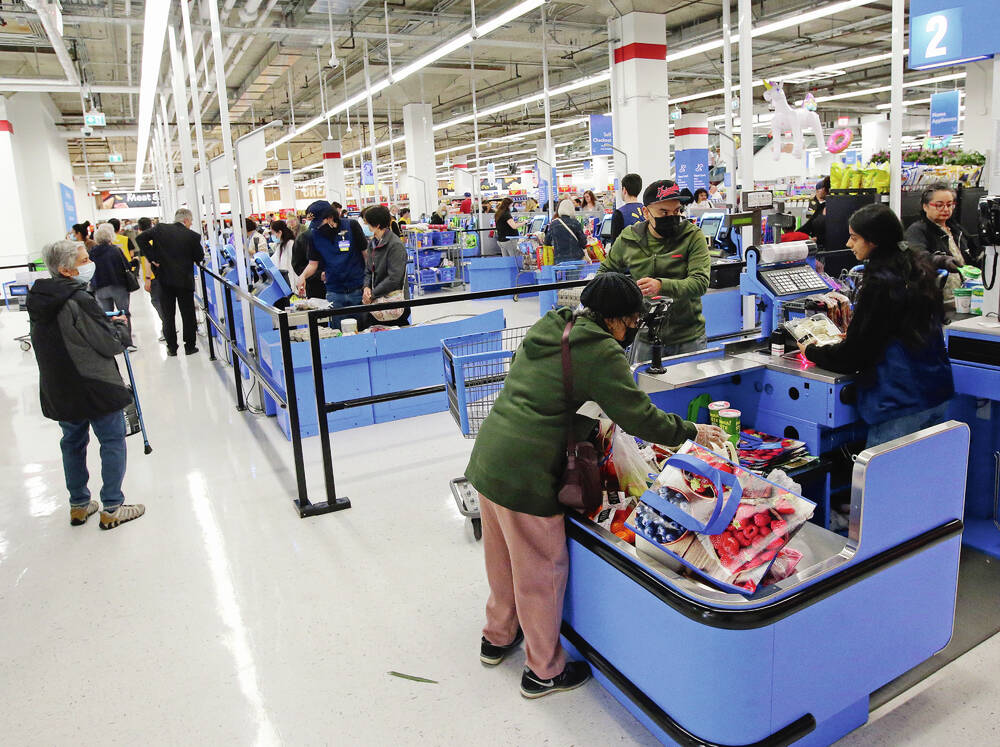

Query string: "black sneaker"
[[520, 661, 592, 699], [167, 348, 178, 357], [184, 346, 199, 355], [480, 627, 524, 666]]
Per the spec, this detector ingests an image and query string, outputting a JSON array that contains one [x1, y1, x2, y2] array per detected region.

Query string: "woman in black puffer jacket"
[[904, 183, 981, 276]]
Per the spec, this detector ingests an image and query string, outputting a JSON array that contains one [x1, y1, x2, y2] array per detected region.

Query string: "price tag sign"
[[742, 190, 774, 211]]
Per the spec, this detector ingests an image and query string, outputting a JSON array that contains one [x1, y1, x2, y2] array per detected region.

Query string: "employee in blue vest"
[[296, 200, 368, 328], [609, 172, 644, 245]]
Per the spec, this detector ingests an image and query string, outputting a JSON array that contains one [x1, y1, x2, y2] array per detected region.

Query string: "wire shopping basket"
[[441, 326, 531, 437]]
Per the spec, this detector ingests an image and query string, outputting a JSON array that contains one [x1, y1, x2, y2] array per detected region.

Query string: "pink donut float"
[[827, 128, 853, 154]]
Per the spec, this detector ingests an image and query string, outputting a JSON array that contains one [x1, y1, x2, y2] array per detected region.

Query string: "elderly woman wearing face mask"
[[904, 183, 982, 293], [598, 179, 710, 365]]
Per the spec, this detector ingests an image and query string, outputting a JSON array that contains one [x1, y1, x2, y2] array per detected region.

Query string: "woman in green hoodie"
[[466, 273, 725, 700]]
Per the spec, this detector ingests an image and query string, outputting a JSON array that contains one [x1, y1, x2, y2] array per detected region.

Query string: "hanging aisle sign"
[[589, 114, 613, 156], [361, 160, 375, 186], [930, 90, 961, 137], [909, 0, 997, 69], [59, 183, 77, 233]]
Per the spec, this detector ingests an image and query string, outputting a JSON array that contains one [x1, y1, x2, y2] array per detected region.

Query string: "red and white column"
[[673, 114, 710, 194], [322, 139, 346, 205], [0, 96, 29, 263], [452, 156, 474, 197], [609, 12, 669, 191]]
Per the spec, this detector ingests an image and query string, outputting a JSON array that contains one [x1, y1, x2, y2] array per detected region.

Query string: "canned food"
[[707, 401, 730, 426]]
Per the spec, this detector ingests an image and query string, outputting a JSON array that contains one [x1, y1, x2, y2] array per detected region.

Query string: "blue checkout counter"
[[561, 341, 969, 746], [945, 315, 1000, 558]]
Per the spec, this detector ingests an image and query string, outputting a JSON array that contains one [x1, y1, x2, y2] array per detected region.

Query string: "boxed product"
[[784, 313, 843, 348], [626, 441, 815, 595]]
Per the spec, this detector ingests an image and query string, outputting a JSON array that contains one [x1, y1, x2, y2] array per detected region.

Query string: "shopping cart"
[[512, 236, 542, 301], [441, 325, 531, 539], [105, 312, 152, 455]]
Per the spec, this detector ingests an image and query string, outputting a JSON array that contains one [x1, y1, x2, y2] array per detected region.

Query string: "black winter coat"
[[89, 241, 132, 291], [27, 277, 132, 422], [904, 214, 980, 269], [136, 222, 204, 290]]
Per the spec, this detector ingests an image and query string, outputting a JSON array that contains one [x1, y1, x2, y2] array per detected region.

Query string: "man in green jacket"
[[465, 273, 725, 700], [599, 179, 711, 364]]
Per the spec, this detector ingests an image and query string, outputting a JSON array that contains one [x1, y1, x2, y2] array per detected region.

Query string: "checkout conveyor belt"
[[561, 421, 969, 746]]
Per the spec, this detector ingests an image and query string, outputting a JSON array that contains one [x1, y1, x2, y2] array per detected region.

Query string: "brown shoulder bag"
[[556, 319, 603, 513]]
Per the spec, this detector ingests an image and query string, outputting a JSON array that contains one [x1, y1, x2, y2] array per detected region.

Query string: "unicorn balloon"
[[762, 80, 825, 160]]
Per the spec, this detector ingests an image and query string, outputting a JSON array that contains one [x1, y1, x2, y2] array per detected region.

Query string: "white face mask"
[[75, 261, 96, 285]]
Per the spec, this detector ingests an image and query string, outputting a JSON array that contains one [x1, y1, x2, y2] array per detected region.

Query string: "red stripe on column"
[[453, 163, 468, 169], [613, 42, 667, 64], [323, 151, 341, 159], [0, 120, 14, 134], [674, 126, 709, 136]]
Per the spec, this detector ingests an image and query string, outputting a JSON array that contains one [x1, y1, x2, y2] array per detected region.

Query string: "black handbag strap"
[[560, 320, 577, 452]]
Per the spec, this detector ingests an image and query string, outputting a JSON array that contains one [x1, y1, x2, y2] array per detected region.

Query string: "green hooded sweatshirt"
[[598, 219, 711, 346], [465, 308, 697, 516]]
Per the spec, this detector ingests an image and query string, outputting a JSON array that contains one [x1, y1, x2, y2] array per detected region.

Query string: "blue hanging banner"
[[909, 0, 997, 69], [59, 183, 77, 233], [675, 149, 710, 193], [930, 90, 961, 137], [589, 115, 613, 156], [361, 160, 375, 185]]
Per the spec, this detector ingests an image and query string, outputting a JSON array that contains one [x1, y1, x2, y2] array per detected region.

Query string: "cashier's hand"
[[796, 340, 813, 357], [363, 288, 373, 304], [694, 424, 728, 448], [637, 277, 662, 297], [296, 280, 306, 297]]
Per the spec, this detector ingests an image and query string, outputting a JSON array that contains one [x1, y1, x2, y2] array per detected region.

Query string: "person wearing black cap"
[[465, 273, 725, 701], [290, 200, 328, 299], [295, 201, 367, 323], [599, 178, 711, 364]]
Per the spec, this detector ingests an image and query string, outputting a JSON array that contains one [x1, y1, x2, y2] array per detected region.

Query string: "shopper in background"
[[291, 201, 326, 299], [244, 218, 269, 256], [286, 213, 306, 239], [581, 190, 599, 211], [801, 204, 953, 446], [524, 197, 539, 213], [904, 183, 982, 282], [600, 179, 710, 364], [89, 223, 136, 349], [136, 207, 204, 356], [296, 203, 367, 328], [693, 188, 710, 204], [431, 203, 448, 225], [494, 197, 521, 257], [466, 273, 725, 699], [27, 240, 145, 530], [801, 176, 830, 249], [135, 217, 165, 342], [460, 192, 473, 215], [708, 182, 725, 202], [609, 172, 644, 245], [398, 208, 411, 227], [269, 219, 296, 286], [72, 222, 95, 251], [107, 218, 137, 266], [362, 205, 410, 328], [545, 199, 587, 263]]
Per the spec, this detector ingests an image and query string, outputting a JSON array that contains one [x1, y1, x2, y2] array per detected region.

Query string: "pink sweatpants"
[[479, 494, 568, 679]]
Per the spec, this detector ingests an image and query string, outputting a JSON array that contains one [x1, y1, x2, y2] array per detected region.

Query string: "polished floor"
[[1, 291, 998, 746]]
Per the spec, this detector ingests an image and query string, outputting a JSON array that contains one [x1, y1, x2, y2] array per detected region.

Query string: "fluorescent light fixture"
[[666, 0, 878, 64], [801, 72, 966, 104], [269, 0, 546, 149], [133, 0, 171, 190], [875, 91, 964, 110], [475, 0, 546, 37]]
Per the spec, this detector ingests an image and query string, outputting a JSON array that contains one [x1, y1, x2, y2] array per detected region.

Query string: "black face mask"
[[652, 214, 684, 238], [620, 324, 640, 350], [316, 223, 339, 241]]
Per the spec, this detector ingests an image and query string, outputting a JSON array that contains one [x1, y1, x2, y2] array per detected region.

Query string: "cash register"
[[740, 240, 830, 337]]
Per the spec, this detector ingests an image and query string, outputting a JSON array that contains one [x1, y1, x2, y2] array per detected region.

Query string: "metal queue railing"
[[194, 261, 592, 518]]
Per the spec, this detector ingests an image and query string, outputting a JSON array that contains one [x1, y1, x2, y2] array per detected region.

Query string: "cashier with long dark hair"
[[799, 204, 953, 447], [465, 273, 725, 700]]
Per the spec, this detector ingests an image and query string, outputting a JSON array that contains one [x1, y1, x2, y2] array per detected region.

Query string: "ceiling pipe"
[[22, 0, 81, 87], [0, 82, 141, 94]]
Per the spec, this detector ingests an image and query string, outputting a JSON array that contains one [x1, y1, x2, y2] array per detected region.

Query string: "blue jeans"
[[866, 402, 950, 448], [326, 288, 364, 330], [58, 409, 127, 510]]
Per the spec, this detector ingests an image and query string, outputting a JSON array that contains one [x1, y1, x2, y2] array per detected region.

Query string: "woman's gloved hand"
[[694, 423, 728, 447]]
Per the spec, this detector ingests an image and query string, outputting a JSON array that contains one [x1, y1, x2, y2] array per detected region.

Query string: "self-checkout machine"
[[946, 195, 1000, 556]]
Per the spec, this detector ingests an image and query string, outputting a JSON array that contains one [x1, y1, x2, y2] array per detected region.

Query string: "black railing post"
[[305, 310, 351, 514], [223, 283, 246, 411], [278, 311, 312, 515], [198, 264, 217, 361]]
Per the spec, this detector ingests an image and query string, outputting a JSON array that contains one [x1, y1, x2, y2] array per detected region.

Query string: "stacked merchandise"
[[737, 429, 813, 472]]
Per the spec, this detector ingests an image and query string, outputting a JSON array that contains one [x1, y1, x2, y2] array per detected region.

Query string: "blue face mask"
[[361, 223, 373, 238], [75, 261, 96, 285]]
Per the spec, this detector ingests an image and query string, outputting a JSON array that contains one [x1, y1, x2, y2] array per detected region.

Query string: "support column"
[[0, 96, 30, 263], [592, 155, 610, 194], [860, 114, 890, 165], [609, 12, 668, 189], [453, 156, 474, 196], [534, 141, 558, 210], [965, 58, 1000, 193], [674, 114, 710, 194], [322, 139, 346, 205], [168, 27, 198, 218], [403, 102, 435, 218], [279, 152, 295, 211]]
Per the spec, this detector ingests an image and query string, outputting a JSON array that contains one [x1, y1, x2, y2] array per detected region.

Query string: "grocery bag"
[[626, 441, 815, 595]]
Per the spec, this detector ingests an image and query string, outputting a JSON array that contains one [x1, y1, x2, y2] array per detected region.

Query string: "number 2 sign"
[[910, 9, 962, 68], [909, 1, 996, 70]]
